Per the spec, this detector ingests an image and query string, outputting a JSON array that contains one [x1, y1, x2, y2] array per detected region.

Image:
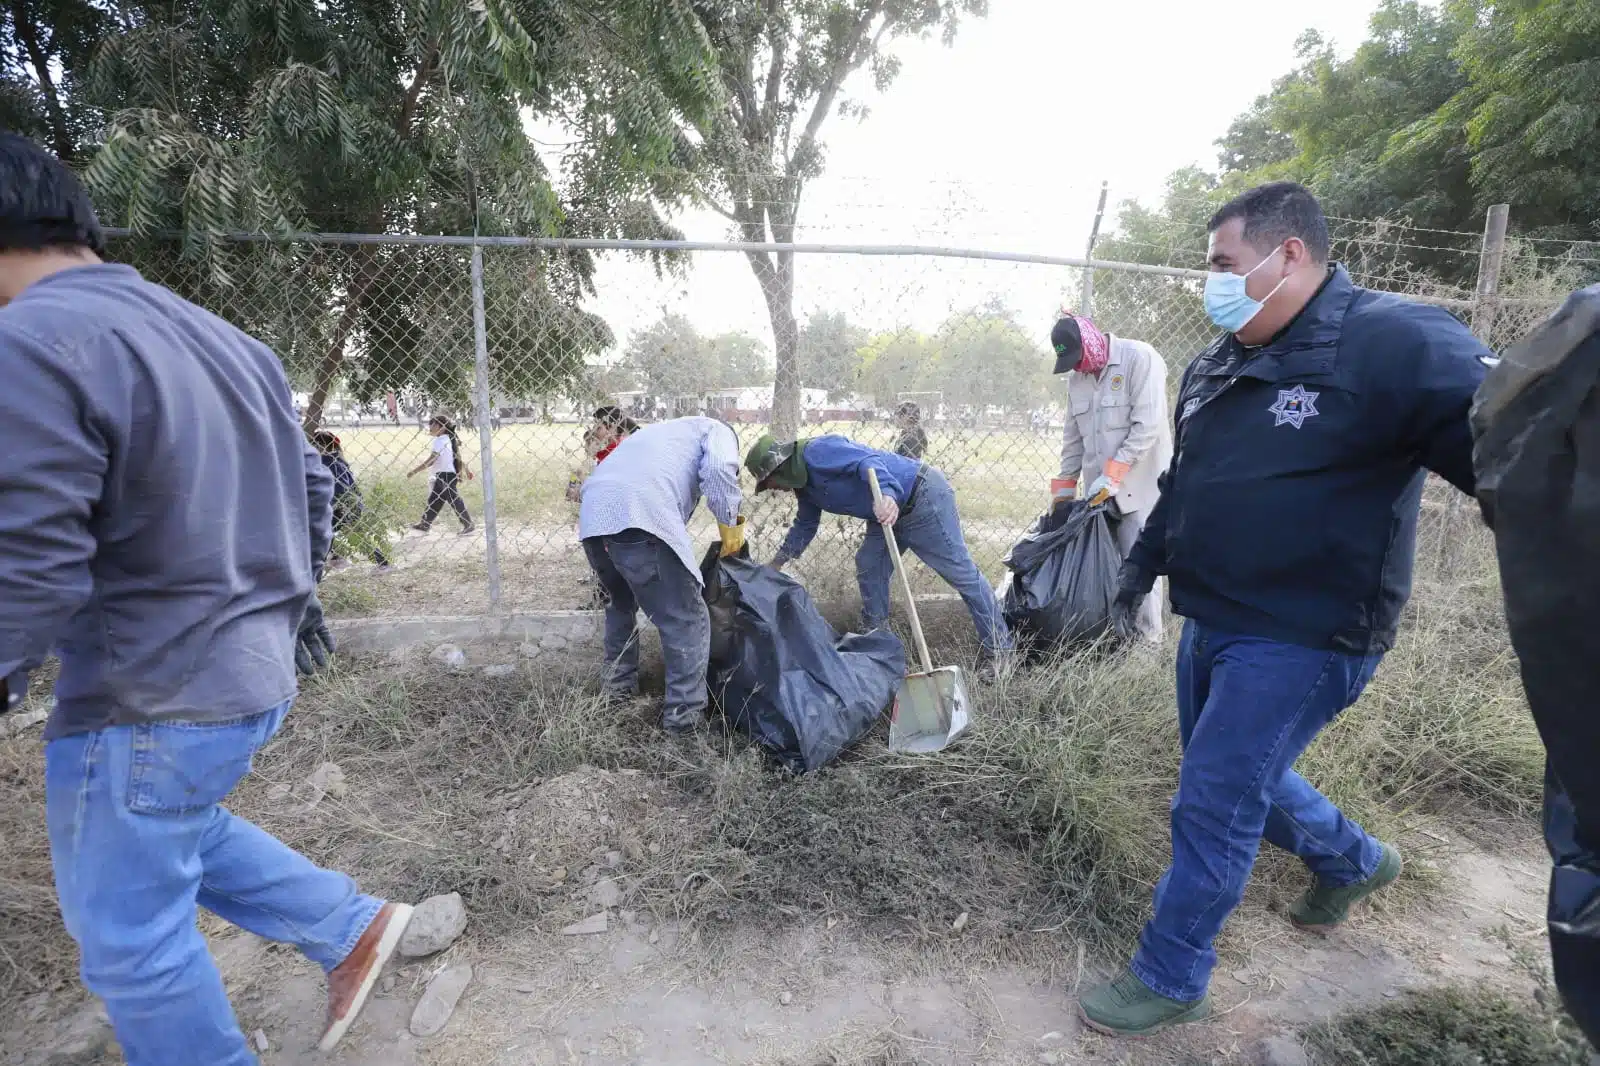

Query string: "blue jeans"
[[1130, 621, 1384, 1002], [583, 530, 711, 724], [45, 702, 384, 1066], [856, 468, 1012, 653]]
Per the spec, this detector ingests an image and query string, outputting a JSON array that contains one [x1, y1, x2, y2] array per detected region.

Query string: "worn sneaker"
[[411, 523, 430, 533], [1290, 842, 1402, 931], [1078, 967, 1209, 1037], [661, 705, 707, 735], [459, 522, 476, 536], [318, 901, 414, 1052]]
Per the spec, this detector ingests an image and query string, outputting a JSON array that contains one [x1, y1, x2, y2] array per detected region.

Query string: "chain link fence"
[[104, 212, 1573, 620]]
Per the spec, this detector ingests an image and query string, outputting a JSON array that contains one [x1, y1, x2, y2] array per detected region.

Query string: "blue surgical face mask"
[[1203, 245, 1289, 333]]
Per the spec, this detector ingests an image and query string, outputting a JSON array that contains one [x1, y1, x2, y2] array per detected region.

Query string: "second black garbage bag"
[[997, 500, 1122, 651], [701, 545, 907, 773]]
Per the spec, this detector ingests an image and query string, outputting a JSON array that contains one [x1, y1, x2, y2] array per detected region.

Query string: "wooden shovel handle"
[[867, 468, 935, 674]]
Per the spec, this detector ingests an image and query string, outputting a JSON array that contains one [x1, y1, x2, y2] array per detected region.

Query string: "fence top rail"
[[104, 227, 1557, 310], [102, 227, 1212, 280]]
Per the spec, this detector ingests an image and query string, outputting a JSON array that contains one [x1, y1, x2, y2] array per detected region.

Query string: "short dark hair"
[[0, 133, 106, 254], [1208, 182, 1329, 264]]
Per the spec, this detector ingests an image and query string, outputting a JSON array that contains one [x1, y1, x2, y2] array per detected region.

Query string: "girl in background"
[[408, 415, 475, 534], [310, 429, 392, 571]]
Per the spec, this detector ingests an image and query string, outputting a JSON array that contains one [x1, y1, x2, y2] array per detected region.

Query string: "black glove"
[[295, 591, 336, 676], [1111, 563, 1156, 642], [2, 669, 26, 713]]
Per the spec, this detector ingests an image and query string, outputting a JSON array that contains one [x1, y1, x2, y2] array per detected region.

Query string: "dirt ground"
[[203, 828, 1546, 1066], [3, 746, 1550, 1066]]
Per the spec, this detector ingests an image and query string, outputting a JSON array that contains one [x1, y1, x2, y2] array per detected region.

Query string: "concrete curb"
[[329, 611, 602, 655], [327, 594, 966, 656]]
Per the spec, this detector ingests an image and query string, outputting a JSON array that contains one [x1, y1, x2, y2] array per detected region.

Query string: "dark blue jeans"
[[583, 529, 710, 723], [1131, 621, 1385, 1002]]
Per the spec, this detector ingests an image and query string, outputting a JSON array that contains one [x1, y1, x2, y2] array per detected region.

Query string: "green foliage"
[[797, 310, 871, 400], [6, 0, 724, 422], [1203, 0, 1600, 286], [855, 305, 1053, 412], [621, 311, 772, 401]]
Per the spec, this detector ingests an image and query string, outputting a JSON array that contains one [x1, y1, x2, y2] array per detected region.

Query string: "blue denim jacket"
[[775, 436, 920, 563], [0, 265, 332, 738]]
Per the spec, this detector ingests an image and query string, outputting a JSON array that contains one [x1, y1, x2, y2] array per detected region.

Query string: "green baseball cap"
[[745, 434, 807, 491]]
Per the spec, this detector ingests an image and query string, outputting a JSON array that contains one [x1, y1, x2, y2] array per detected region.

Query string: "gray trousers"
[[582, 530, 710, 725], [1115, 508, 1165, 645]]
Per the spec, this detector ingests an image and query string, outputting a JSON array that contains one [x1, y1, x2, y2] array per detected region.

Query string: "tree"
[[856, 328, 932, 408], [1200, 0, 1600, 287], [797, 309, 869, 399], [24, 0, 724, 426], [1448, 0, 1600, 242], [689, 0, 988, 439], [928, 304, 1048, 413], [0, 0, 103, 162], [622, 312, 771, 402]]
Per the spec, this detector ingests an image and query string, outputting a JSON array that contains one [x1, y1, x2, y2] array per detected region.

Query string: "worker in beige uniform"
[[1049, 313, 1173, 644]]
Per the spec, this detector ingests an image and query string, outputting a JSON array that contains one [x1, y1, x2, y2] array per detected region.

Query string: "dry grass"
[[0, 525, 1550, 1011]]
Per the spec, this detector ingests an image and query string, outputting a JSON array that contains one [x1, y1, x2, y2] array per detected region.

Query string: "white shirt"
[[578, 417, 743, 584], [429, 434, 456, 475]]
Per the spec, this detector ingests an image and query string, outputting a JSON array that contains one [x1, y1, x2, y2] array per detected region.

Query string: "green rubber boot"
[[1290, 842, 1402, 930], [1078, 968, 1210, 1037]]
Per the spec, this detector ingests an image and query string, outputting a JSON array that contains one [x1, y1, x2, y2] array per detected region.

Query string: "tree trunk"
[[303, 246, 377, 429], [756, 250, 800, 438], [13, 1, 74, 161]]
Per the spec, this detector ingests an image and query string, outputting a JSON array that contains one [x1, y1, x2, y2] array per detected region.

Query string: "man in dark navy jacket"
[[1078, 182, 1491, 1037]]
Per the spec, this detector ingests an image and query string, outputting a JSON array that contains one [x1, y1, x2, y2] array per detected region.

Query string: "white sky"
[[559, 0, 1385, 359]]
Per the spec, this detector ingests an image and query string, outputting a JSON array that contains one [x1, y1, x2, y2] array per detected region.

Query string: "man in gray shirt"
[[579, 416, 745, 733], [0, 134, 410, 1065]]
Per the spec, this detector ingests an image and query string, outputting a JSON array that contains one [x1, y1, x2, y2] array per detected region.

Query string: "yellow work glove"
[[718, 515, 747, 558]]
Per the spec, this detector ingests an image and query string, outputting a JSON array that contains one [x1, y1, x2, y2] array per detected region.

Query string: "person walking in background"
[[745, 432, 1014, 679], [579, 416, 747, 734], [1049, 312, 1173, 644], [1077, 182, 1491, 1037], [310, 429, 391, 571], [892, 401, 929, 459], [0, 134, 411, 1066], [408, 414, 474, 534]]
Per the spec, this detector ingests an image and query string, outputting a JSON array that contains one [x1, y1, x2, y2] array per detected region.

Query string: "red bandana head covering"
[[1070, 314, 1110, 375]]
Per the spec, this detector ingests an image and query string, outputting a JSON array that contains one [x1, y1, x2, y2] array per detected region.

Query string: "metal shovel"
[[866, 469, 971, 754]]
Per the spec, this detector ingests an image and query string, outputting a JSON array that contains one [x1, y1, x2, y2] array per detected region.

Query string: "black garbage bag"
[[1472, 283, 1600, 1048], [701, 544, 906, 773], [997, 500, 1121, 650]]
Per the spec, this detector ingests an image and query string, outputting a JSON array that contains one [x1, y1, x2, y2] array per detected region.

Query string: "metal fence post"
[[1079, 180, 1109, 316], [470, 243, 503, 608], [1438, 202, 1510, 576]]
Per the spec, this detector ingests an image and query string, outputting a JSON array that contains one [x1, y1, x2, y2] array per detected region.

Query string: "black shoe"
[[411, 523, 430, 533], [459, 523, 475, 536], [976, 649, 1018, 684]]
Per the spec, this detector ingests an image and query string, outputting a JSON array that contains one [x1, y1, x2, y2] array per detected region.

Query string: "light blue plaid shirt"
[[578, 416, 743, 584]]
